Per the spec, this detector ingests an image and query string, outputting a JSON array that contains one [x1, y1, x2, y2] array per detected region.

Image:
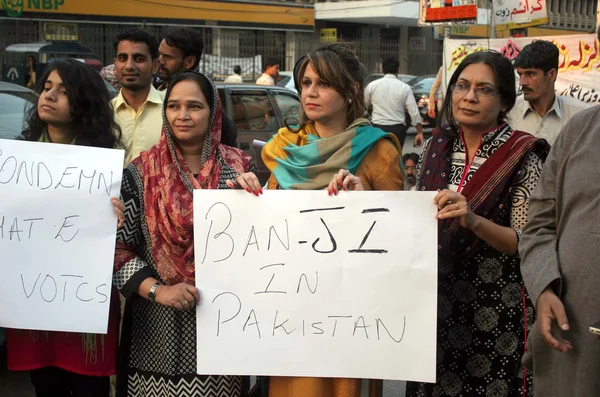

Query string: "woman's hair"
[[165, 71, 238, 147], [294, 42, 366, 127], [439, 51, 516, 136], [23, 59, 121, 148]]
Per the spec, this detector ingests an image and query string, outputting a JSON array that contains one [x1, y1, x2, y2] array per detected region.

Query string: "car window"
[[230, 92, 278, 131], [410, 77, 435, 92], [0, 93, 32, 139], [276, 75, 292, 88], [273, 93, 300, 123]]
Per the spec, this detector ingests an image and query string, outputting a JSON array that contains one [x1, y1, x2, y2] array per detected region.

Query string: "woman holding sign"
[[402, 52, 550, 396], [113, 71, 259, 397], [7, 59, 125, 396], [260, 42, 403, 397]]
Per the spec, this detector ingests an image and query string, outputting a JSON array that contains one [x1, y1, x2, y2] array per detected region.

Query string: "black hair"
[[382, 57, 400, 75], [22, 59, 121, 149], [165, 72, 238, 147], [163, 28, 204, 70], [402, 152, 419, 165], [513, 40, 559, 73], [233, 65, 241, 75], [264, 57, 280, 71], [114, 28, 159, 60], [439, 51, 516, 136]]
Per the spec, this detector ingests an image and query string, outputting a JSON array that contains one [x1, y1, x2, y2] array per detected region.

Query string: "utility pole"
[[487, 0, 496, 38], [597, 0, 600, 34]]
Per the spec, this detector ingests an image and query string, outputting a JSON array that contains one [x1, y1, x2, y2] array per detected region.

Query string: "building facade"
[[315, 0, 598, 75], [0, 0, 316, 79]]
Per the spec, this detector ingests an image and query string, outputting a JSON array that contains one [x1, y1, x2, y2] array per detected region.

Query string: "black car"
[[216, 83, 300, 184], [409, 75, 439, 127]]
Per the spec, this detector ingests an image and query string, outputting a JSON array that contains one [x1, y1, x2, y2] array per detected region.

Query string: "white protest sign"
[[444, 34, 600, 103], [194, 190, 438, 382], [0, 139, 124, 334]]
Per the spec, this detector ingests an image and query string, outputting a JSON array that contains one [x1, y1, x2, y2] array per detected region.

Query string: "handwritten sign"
[[493, 0, 548, 30], [444, 34, 600, 103], [0, 139, 124, 334], [194, 190, 438, 382]]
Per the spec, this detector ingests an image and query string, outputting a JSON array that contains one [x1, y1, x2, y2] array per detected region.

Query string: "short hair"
[[114, 28, 159, 60], [23, 59, 121, 148], [264, 57, 280, 71], [513, 40, 559, 73], [382, 57, 400, 75], [403, 152, 419, 165], [233, 65, 241, 75], [439, 51, 516, 136], [163, 28, 204, 70], [294, 42, 366, 127]]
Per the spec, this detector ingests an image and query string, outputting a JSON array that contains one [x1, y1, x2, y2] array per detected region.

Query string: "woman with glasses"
[[403, 51, 550, 396]]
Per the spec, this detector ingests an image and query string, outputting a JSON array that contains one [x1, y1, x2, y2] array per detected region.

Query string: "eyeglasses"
[[404, 166, 417, 171], [450, 82, 499, 98]]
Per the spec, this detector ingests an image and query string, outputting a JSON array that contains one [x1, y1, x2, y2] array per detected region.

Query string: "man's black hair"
[[233, 65, 241, 75], [264, 57, 279, 71], [513, 40, 559, 73], [382, 57, 400, 75], [114, 28, 159, 60], [163, 28, 204, 70], [403, 152, 419, 165]]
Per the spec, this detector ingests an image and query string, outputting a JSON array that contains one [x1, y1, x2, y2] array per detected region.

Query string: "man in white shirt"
[[225, 65, 243, 83], [507, 40, 590, 145], [365, 57, 424, 148], [255, 58, 279, 86], [111, 28, 165, 165]]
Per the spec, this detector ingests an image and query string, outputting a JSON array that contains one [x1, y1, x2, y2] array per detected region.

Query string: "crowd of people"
[[2, 24, 599, 397]]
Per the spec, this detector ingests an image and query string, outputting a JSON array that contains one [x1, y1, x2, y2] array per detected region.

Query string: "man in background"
[[225, 65, 243, 83], [111, 28, 164, 165], [403, 153, 419, 191], [256, 57, 279, 86], [156, 27, 204, 91], [365, 57, 424, 148], [507, 40, 590, 145]]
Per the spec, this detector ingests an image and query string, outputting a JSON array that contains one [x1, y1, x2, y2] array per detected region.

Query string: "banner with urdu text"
[[444, 34, 600, 103]]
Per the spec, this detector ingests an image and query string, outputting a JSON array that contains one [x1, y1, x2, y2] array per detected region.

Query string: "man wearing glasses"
[[507, 40, 589, 145]]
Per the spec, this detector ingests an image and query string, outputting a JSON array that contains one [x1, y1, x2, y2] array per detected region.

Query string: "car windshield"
[[0, 93, 33, 140], [410, 77, 436, 93], [276, 75, 292, 87]]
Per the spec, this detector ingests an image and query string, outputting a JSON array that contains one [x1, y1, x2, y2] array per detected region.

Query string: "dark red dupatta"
[[419, 124, 549, 258]]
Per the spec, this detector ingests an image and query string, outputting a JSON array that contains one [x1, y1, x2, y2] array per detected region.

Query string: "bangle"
[[148, 282, 162, 302]]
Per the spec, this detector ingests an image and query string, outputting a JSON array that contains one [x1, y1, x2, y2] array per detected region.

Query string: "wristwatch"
[[148, 282, 162, 302]]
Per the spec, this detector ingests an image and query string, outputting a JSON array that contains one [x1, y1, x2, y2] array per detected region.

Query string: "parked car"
[[0, 82, 37, 140], [365, 73, 417, 86], [409, 74, 439, 127], [216, 83, 300, 184], [275, 71, 297, 94]]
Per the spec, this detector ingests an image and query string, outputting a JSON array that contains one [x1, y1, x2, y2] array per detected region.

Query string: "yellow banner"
[[1, 0, 314, 29]]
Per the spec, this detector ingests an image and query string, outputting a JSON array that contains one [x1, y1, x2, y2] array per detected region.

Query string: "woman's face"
[[451, 62, 504, 133], [38, 70, 72, 126], [166, 80, 211, 147], [301, 63, 347, 127]]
